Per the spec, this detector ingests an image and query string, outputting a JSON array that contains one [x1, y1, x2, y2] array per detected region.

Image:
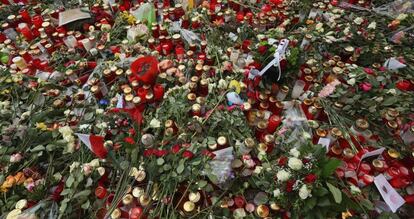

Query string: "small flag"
[[76, 133, 108, 159]]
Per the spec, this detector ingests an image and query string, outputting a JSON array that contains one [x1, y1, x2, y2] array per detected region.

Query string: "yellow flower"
[[342, 210, 352, 219], [229, 80, 241, 94], [35, 122, 48, 131], [14, 172, 26, 185]]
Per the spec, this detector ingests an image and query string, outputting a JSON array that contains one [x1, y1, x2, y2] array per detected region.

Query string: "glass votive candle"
[[291, 80, 306, 99]]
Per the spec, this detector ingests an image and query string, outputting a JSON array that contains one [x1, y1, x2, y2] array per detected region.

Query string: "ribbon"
[[249, 39, 289, 81]]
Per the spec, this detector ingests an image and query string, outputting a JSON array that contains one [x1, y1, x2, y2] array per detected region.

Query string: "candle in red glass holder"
[[255, 121, 268, 140], [19, 9, 31, 23], [358, 174, 374, 187], [17, 23, 33, 41], [95, 186, 107, 199], [359, 162, 372, 174], [153, 84, 164, 101], [137, 87, 148, 103], [32, 15, 43, 29], [176, 46, 185, 61], [390, 177, 410, 189], [130, 56, 159, 85], [384, 167, 400, 180], [267, 115, 281, 133]]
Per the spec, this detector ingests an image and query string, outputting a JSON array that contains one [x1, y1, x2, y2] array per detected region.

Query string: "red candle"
[[19, 9, 31, 23], [18, 23, 33, 41], [384, 167, 400, 180], [359, 162, 371, 174], [390, 177, 410, 189], [137, 87, 148, 103], [267, 115, 281, 133], [153, 84, 164, 101], [358, 174, 374, 187]]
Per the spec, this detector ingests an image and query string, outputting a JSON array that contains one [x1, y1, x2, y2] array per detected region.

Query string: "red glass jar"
[[267, 115, 281, 134], [384, 167, 400, 180], [153, 84, 164, 101], [95, 186, 107, 199], [390, 177, 410, 189]]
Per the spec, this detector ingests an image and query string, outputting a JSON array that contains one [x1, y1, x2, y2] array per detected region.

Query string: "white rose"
[[89, 159, 100, 168], [217, 79, 228, 90], [347, 78, 356, 86], [149, 118, 161, 128], [353, 17, 364, 25], [299, 184, 311, 200], [276, 169, 291, 182], [96, 109, 104, 114], [288, 157, 303, 170], [289, 148, 300, 158], [397, 13, 408, 21], [69, 162, 80, 172], [387, 89, 397, 95], [367, 21, 376, 29], [254, 166, 263, 174], [273, 189, 281, 197], [59, 126, 73, 137]]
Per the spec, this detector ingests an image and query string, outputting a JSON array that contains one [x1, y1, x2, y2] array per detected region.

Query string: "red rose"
[[304, 174, 317, 184], [258, 45, 267, 55], [396, 80, 412, 91], [128, 128, 136, 135], [359, 82, 372, 92], [124, 137, 135, 145], [183, 150, 194, 159], [286, 179, 296, 192], [234, 196, 245, 208], [143, 149, 155, 157], [278, 156, 288, 166], [171, 144, 181, 154], [363, 68, 374, 75], [302, 158, 310, 164], [201, 149, 216, 159], [155, 149, 168, 157]]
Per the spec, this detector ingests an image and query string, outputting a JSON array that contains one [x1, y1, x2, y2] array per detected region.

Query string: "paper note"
[[59, 8, 91, 26], [318, 138, 331, 152], [374, 174, 405, 213], [360, 148, 385, 160]]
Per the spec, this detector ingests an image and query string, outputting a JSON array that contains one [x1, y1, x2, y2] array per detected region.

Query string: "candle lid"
[[183, 201, 195, 212], [192, 103, 201, 112], [331, 128, 342, 138], [132, 187, 144, 198], [244, 138, 255, 148], [388, 149, 400, 159], [343, 148, 354, 159], [132, 96, 141, 104], [372, 159, 384, 169], [139, 195, 151, 206], [217, 136, 227, 146], [187, 93, 196, 101], [145, 93, 154, 101], [356, 119, 369, 130], [256, 205, 270, 217], [387, 108, 399, 118], [125, 94, 134, 102], [264, 134, 274, 144], [189, 192, 201, 203], [122, 194, 133, 205], [243, 102, 251, 111], [387, 120, 398, 129], [258, 143, 268, 152]]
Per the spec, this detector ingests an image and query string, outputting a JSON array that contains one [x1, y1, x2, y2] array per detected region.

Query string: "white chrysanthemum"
[[217, 79, 228, 90], [347, 78, 356, 86], [288, 157, 303, 170], [273, 189, 281, 197], [149, 118, 161, 128], [353, 17, 364, 25], [59, 126, 73, 137], [397, 13, 408, 21], [276, 169, 291, 182], [299, 184, 311, 200], [367, 21, 376, 29], [289, 148, 300, 158], [96, 108, 104, 114]]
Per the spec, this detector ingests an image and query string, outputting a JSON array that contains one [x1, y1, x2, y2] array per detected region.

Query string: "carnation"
[[276, 169, 291, 182], [273, 189, 281, 197], [298, 184, 311, 199], [288, 157, 303, 170], [289, 148, 300, 158]]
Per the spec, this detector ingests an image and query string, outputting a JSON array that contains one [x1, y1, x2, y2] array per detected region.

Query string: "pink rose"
[[10, 153, 23, 163], [363, 68, 374, 75], [359, 82, 372, 92]]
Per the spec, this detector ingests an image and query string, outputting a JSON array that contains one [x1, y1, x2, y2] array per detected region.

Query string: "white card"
[[374, 174, 405, 213], [317, 138, 331, 152], [360, 148, 385, 160], [59, 8, 91, 27]]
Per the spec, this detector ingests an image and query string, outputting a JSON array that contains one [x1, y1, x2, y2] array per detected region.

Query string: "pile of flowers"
[[0, 0, 414, 218]]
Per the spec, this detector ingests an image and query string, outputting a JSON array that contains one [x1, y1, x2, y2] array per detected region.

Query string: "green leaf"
[[197, 180, 208, 188], [30, 145, 45, 152], [382, 97, 397, 106], [81, 200, 90, 209], [73, 190, 91, 199], [322, 159, 341, 177], [66, 176, 75, 187], [326, 182, 342, 204], [313, 187, 329, 197], [176, 162, 185, 174], [316, 197, 331, 207], [360, 199, 374, 210]]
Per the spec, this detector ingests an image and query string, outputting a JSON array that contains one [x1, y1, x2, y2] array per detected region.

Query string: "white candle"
[[291, 80, 306, 99]]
